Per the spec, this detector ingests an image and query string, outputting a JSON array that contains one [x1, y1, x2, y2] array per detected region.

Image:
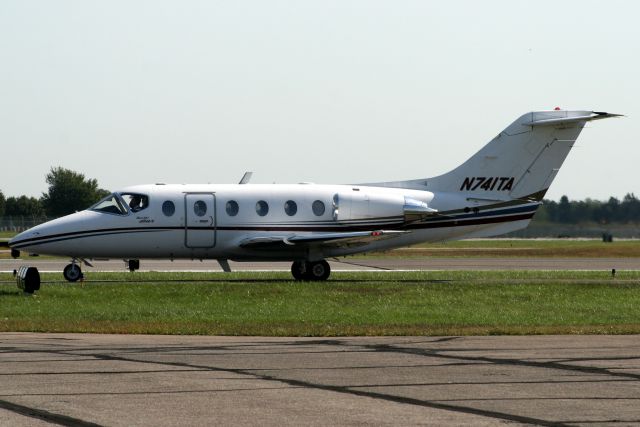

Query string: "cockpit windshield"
[[90, 193, 150, 215], [90, 193, 128, 215]]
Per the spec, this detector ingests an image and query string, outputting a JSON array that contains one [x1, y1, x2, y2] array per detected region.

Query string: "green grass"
[[1, 271, 640, 336]]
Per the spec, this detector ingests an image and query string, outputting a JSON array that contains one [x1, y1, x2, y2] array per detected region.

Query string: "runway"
[[1, 333, 639, 426], [2, 256, 640, 274]]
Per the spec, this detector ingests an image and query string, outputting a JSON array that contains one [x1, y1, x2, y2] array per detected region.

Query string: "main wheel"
[[63, 264, 82, 282], [307, 260, 331, 281], [291, 261, 306, 280]]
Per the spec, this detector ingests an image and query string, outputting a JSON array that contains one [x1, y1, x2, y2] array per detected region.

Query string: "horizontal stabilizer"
[[523, 111, 623, 127]]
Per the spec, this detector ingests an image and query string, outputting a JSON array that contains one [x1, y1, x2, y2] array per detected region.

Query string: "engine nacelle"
[[333, 192, 403, 221], [332, 192, 436, 222]]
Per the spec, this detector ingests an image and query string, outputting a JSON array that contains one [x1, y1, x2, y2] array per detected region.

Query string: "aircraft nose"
[[7, 210, 100, 256], [9, 229, 27, 246], [9, 227, 44, 250], [7, 213, 74, 251]]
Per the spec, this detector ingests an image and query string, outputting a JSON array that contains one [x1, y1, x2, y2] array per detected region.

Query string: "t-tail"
[[368, 110, 621, 202]]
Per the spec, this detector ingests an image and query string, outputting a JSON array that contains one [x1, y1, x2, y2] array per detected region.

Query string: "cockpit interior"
[[90, 193, 149, 215]]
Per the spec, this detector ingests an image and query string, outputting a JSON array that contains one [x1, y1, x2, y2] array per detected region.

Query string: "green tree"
[[0, 190, 5, 216], [557, 195, 572, 223], [5, 196, 45, 217], [540, 199, 558, 222], [622, 193, 640, 223], [41, 167, 110, 217]]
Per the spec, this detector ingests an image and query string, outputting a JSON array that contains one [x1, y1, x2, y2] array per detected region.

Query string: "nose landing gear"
[[291, 260, 331, 281]]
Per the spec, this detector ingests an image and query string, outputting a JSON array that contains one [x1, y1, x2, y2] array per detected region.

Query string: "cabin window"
[[256, 200, 269, 216], [193, 200, 207, 217], [162, 201, 175, 217], [284, 200, 297, 216], [121, 193, 149, 213], [90, 193, 128, 215], [312, 200, 325, 216], [226, 200, 239, 216]]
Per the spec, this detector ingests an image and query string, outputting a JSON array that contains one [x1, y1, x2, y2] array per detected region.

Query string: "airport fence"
[[0, 216, 51, 232]]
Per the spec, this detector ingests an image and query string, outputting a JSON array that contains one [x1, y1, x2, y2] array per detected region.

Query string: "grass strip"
[[368, 239, 640, 258], [1, 271, 639, 336]]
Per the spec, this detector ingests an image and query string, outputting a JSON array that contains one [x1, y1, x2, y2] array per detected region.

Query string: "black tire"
[[128, 259, 140, 272], [307, 260, 331, 281], [291, 261, 306, 280], [63, 264, 82, 282], [23, 267, 40, 293], [24, 281, 34, 294]]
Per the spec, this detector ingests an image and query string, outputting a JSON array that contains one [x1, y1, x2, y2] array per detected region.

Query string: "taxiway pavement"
[[2, 257, 639, 273], [1, 333, 639, 426]]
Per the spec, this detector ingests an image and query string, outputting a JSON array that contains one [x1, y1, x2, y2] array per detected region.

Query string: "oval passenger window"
[[256, 200, 269, 216], [312, 200, 325, 216], [162, 201, 175, 217], [194, 200, 207, 217], [226, 200, 239, 216], [284, 200, 297, 216]]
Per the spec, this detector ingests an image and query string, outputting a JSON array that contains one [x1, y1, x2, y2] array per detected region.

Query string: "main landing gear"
[[63, 262, 83, 282], [291, 260, 331, 281]]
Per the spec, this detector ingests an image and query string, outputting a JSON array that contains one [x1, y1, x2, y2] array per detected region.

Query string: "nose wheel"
[[63, 263, 83, 282], [291, 260, 331, 281]]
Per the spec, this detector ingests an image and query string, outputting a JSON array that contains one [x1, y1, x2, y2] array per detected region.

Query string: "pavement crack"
[[0, 398, 103, 427], [84, 351, 566, 426], [359, 343, 640, 381]]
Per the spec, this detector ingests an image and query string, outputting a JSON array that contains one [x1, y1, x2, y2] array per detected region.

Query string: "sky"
[[1, 0, 638, 202]]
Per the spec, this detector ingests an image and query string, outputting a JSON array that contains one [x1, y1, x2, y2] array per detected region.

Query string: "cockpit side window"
[[121, 193, 149, 213], [90, 194, 128, 215]]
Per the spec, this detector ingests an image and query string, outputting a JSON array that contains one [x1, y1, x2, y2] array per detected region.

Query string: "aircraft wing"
[[239, 230, 408, 250]]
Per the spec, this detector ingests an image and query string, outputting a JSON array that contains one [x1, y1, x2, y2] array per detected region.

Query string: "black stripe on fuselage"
[[9, 228, 170, 249], [9, 204, 538, 249]]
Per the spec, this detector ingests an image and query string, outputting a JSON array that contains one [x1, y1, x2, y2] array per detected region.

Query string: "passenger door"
[[184, 193, 216, 248]]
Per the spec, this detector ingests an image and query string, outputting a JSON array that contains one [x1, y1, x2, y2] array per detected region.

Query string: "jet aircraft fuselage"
[[9, 110, 621, 281]]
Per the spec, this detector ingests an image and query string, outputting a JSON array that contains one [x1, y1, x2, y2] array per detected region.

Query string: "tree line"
[[534, 194, 640, 224], [0, 167, 109, 219]]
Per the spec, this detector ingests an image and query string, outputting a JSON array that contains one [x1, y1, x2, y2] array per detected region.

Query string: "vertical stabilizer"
[[366, 110, 620, 200]]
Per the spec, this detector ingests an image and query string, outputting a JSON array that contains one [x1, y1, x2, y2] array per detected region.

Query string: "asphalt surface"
[[2, 257, 640, 274], [1, 334, 639, 426]]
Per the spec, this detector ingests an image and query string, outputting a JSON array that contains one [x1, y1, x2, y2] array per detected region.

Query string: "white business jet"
[[9, 110, 619, 281]]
